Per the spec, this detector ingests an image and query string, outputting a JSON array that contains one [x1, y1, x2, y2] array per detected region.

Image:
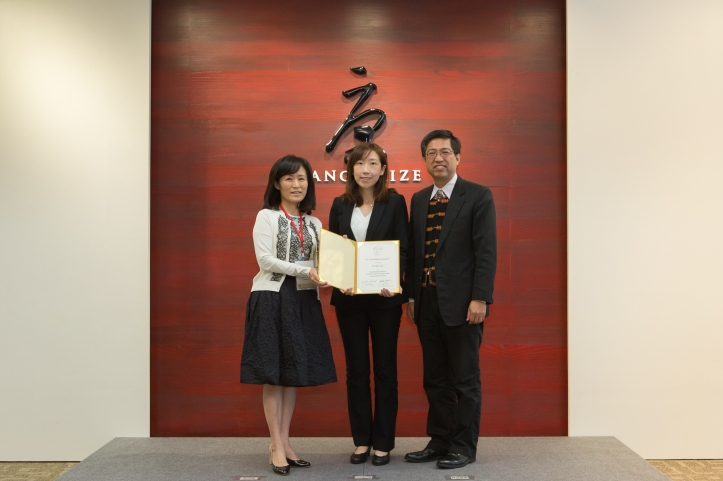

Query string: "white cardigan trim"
[[251, 209, 321, 292]]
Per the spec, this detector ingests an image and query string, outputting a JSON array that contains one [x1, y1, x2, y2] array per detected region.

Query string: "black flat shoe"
[[436, 453, 475, 469], [372, 452, 390, 466], [286, 458, 311, 468], [404, 448, 447, 463], [350, 447, 371, 464]]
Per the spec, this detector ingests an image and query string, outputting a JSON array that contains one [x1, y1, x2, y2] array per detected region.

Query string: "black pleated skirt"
[[240, 276, 337, 387]]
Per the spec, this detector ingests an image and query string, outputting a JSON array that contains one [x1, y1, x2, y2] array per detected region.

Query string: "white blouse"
[[351, 206, 372, 241]]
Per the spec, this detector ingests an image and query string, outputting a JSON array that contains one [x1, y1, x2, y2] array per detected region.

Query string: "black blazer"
[[404, 177, 497, 326], [328, 191, 409, 310]]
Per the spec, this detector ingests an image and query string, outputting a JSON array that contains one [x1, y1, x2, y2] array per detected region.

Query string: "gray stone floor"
[[56, 436, 670, 481]]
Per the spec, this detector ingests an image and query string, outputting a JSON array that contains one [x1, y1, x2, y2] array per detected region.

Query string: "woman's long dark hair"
[[342, 143, 395, 207], [263, 155, 316, 213]]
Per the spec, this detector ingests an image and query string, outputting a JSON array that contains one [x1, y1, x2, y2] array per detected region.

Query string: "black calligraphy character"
[[325, 83, 387, 153]]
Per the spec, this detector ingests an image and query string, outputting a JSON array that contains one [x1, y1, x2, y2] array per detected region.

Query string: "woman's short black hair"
[[263, 155, 317, 213]]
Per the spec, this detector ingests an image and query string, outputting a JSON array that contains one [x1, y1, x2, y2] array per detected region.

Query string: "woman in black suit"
[[328, 142, 409, 466]]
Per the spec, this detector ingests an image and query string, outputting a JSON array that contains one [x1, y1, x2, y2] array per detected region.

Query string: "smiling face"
[[274, 167, 308, 208], [353, 150, 385, 192], [424, 137, 460, 187]]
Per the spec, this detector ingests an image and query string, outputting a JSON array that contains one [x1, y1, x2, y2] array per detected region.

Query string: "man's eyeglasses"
[[425, 149, 456, 159]]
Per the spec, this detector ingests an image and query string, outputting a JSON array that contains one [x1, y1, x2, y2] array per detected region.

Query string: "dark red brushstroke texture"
[[151, 0, 567, 437]]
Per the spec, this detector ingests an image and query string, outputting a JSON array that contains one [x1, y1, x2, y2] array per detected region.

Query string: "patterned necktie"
[[435, 189, 447, 201]]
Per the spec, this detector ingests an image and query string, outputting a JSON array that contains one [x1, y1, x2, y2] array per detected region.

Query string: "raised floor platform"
[[57, 437, 669, 481]]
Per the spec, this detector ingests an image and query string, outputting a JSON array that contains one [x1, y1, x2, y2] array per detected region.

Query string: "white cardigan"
[[251, 208, 322, 292]]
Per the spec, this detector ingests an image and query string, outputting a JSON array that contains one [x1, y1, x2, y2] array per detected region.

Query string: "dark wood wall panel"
[[151, 0, 567, 437]]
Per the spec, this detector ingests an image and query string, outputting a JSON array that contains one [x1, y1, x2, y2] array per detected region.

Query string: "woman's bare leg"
[[263, 385, 288, 466], [279, 386, 299, 460]]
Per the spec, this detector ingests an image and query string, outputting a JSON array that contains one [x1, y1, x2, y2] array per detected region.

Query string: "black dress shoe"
[[404, 448, 448, 463], [436, 453, 475, 469], [350, 447, 371, 464], [286, 458, 310, 468], [372, 452, 390, 466], [268, 446, 290, 475]]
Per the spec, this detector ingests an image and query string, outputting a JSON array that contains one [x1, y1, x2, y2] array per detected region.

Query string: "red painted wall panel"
[[151, 0, 567, 437]]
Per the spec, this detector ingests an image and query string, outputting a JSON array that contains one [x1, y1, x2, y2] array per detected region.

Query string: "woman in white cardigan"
[[240, 155, 336, 476]]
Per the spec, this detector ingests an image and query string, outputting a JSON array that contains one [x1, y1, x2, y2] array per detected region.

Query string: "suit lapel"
[[342, 201, 356, 241], [365, 200, 387, 241], [415, 186, 434, 248], [437, 178, 466, 249]]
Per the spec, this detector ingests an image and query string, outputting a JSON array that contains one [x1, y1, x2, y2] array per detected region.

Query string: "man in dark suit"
[[404, 130, 497, 469]]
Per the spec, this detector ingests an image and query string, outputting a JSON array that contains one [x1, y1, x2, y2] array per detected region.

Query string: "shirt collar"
[[430, 174, 458, 200]]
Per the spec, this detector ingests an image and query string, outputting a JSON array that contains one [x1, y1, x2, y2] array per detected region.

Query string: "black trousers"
[[335, 304, 402, 452], [418, 286, 484, 457]]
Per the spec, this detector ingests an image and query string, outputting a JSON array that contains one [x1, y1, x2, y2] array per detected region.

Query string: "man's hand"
[[466, 300, 486, 324], [406, 301, 415, 324]]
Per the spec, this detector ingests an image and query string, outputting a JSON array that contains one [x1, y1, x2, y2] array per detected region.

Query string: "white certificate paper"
[[318, 229, 400, 295], [355, 241, 400, 294]]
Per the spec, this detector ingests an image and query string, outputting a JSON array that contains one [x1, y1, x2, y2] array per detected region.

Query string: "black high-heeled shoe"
[[271, 464, 291, 476], [350, 446, 371, 464], [286, 457, 311, 468], [269, 446, 290, 476]]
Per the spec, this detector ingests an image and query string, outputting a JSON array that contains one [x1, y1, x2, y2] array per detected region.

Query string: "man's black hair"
[[420, 129, 461, 157]]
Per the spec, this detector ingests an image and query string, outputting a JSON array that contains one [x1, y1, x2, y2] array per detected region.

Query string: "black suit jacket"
[[404, 177, 497, 326], [328, 191, 409, 310]]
